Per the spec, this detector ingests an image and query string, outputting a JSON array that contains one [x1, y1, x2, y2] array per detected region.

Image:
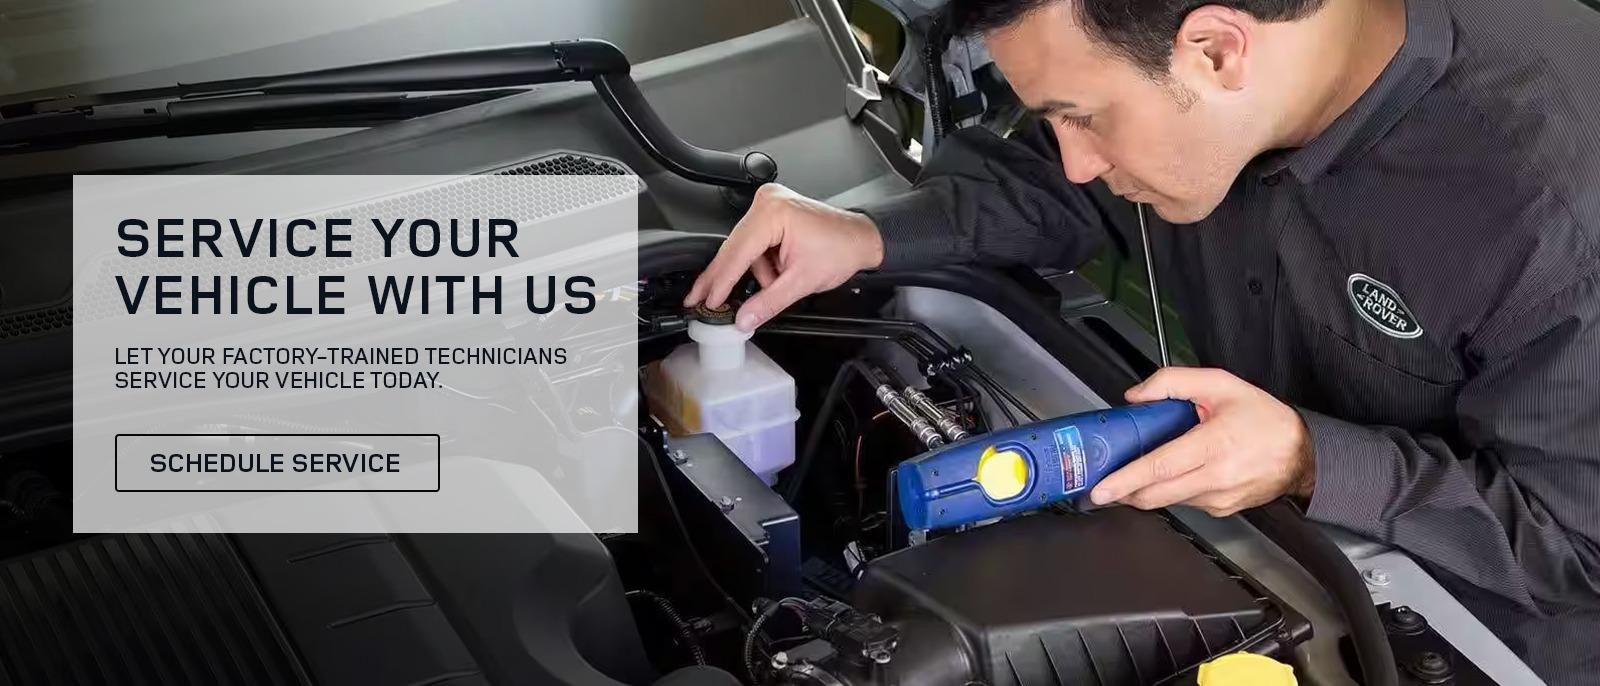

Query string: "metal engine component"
[[658, 432, 802, 602], [902, 386, 969, 442], [873, 385, 944, 449]]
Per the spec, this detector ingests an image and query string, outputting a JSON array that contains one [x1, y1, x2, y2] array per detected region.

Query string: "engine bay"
[[0, 189, 1504, 686], [0, 9, 1538, 683], [619, 271, 1312, 685]]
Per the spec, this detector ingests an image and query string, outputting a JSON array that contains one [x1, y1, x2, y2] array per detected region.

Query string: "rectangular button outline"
[[115, 433, 441, 493]]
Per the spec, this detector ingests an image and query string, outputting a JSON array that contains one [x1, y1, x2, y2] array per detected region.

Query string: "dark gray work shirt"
[[857, 0, 1600, 681]]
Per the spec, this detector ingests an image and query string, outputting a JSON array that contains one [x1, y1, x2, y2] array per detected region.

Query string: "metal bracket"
[[800, 0, 871, 83], [844, 65, 887, 120], [796, 0, 889, 120]]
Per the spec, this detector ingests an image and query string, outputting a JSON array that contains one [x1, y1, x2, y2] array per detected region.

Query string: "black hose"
[[0, 469, 66, 529], [636, 434, 752, 625], [935, 373, 990, 434], [774, 314, 1039, 423], [769, 315, 959, 369], [781, 358, 878, 503], [744, 598, 797, 684], [1243, 499, 1399, 686], [777, 314, 957, 352], [626, 589, 707, 666], [759, 324, 905, 346], [762, 320, 941, 365], [966, 369, 1017, 422], [975, 374, 1020, 427], [957, 364, 1039, 423]]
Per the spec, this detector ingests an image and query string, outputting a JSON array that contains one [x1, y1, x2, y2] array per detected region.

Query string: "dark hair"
[[948, 0, 1327, 77]]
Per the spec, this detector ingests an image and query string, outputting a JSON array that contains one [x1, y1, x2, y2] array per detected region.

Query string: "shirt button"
[[1247, 277, 1264, 295], [1262, 173, 1282, 187]]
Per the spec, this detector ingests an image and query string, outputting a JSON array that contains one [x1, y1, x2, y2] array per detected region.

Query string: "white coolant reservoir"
[[644, 319, 799, 484]]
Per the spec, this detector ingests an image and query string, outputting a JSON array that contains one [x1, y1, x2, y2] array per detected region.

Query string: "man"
[[686, 0, 1599, 680]]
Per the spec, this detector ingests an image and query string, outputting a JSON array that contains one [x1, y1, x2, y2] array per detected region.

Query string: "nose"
[[1053, 125, 1112, 185]]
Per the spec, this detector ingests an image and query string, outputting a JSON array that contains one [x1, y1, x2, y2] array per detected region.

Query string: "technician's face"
[[987, 3, 1254, 224]]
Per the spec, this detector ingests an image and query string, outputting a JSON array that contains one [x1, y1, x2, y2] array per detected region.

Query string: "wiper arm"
[[2, 40, 778, 190]]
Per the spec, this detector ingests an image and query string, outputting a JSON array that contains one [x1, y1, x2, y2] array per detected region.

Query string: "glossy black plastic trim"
[[4, 41, 776, 190]]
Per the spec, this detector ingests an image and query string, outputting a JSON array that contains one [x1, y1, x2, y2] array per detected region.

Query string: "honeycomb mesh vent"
[[0, 303, 71, 341], [496, 153, 627, 176]]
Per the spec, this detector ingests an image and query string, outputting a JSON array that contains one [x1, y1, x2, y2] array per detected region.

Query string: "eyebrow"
[[1026, 100, 1079, 117]]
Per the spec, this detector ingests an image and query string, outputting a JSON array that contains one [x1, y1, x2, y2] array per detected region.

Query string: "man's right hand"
[[683, 183, 885, 331]]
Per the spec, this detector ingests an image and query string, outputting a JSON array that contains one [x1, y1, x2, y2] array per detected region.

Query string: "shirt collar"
[[1261, 0, 1455, 183]]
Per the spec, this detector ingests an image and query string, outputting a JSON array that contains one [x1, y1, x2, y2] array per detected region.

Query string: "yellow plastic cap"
[[975, 446, 1029, 500], [1197, 653, 1297, 686]]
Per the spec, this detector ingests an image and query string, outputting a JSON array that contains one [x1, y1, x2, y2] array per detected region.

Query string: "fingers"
[[682, 184, 874, 325], [1095, 427, 1245, 513], [683, 262, 711, 307], [1106, 368, 1294, 518], [704, 222, 777, 305], [1125, 366, 1227, 402], [735, 271, 809, 331], [684, 188, 788, 307], [1089, 426, 1209, 505], [1117, 468, 1212, 511], [750, 253, 778, 288], [1188, 492, 1250, 518], [1124, 367, 1200, 402]]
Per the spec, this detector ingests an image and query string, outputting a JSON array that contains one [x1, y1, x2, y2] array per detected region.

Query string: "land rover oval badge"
[[1347, 273, 1423, 339]]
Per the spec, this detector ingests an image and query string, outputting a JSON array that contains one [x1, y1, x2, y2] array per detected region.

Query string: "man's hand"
[[1089, 367, 1316, 517], [683, 183, 885, 331]]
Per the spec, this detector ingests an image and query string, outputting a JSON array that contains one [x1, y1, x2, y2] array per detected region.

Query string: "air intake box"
[[853, 508, 1307, 686]]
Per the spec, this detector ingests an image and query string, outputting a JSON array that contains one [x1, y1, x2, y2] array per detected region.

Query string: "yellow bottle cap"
[[1197, 653, 1298, 686], [975, 446, 1029, 500]]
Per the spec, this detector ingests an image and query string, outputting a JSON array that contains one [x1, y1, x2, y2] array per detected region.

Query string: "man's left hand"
[[1088, 367, 1316, 517]]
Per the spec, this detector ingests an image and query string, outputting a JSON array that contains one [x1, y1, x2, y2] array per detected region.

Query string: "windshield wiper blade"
[[2, 40, 778, 190], [3, 90, 524, 153]]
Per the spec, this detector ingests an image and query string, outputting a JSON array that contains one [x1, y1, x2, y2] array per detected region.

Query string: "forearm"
[[1299, 408, 1600, 614], [853, 121, 1109, 270]]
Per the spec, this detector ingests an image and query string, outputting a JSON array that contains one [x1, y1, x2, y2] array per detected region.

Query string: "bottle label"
[[1054, 425, 1087, 492]]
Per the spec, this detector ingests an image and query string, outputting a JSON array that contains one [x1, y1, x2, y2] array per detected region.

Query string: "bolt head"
[[1388, 606, 1428, 634], [1408, 651, 1453, 680], [1362, 568, 1391, 586]]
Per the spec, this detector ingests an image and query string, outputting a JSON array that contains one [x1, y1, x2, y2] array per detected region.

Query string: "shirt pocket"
[[1306, 323, 1463, 429]]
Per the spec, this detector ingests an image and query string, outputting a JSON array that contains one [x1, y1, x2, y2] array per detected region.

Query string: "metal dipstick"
[[1136, 203, 1170, 367]]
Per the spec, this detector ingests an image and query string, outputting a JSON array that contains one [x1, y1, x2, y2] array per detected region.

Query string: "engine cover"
[[852, 508, 1305, 686]]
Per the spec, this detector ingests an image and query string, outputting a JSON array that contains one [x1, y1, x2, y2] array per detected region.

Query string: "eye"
[[1059, 114, 1094, 131]]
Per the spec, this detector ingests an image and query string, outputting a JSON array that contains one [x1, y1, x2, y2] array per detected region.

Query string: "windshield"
[[1, 0, 797, 98]]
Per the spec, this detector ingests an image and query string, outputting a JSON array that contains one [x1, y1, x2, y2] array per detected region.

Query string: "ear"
[[1171, 6, 1252, 91]]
